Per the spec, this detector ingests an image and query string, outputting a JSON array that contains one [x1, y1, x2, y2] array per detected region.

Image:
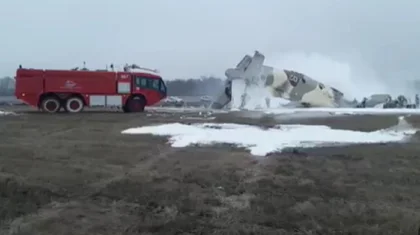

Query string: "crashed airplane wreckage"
[[211, 51, 351, 109], [210, 51, 419, 110]]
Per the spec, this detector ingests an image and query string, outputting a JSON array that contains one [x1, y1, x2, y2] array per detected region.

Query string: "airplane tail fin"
[[225, 51, 265, 80], [236, 54, 252, 70], [211, 51, 266, 109]]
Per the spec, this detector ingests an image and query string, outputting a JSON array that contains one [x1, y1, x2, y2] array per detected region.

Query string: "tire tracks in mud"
[[39, 127, 78, 138]]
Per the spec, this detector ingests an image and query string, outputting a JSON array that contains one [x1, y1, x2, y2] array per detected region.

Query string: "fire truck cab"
[[14, 64, 167, 113]]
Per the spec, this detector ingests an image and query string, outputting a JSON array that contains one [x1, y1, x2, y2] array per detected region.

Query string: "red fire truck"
[[14, 64, 167, 113]]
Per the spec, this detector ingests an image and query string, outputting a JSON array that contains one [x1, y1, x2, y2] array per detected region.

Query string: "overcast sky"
[[1, 0, 420, 86]]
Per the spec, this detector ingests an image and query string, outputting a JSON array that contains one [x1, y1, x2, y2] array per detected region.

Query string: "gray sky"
[[1, 0, 420, 91]]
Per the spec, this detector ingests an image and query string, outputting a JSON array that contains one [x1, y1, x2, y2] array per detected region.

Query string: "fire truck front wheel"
[[41, 96, 61, 113], [125, 96, 146, 112], [65, 97, 85, 113]]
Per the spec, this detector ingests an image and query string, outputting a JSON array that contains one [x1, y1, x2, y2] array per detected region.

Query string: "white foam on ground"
[[121, 120, 416, 156], [0, 110, 15, 116]]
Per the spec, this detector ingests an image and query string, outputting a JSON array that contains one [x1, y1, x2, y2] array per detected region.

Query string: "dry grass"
[[1, 107, 420, 234]]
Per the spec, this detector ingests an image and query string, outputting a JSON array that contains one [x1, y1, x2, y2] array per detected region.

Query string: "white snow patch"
[[0, 110, 15, 116], [121, 121, 416, 156]]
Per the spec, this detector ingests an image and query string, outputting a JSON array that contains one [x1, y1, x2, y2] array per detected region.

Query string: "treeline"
[[0, 76, 225, 96], [0, 77, 14, 96], [165, 76, 225, 96]]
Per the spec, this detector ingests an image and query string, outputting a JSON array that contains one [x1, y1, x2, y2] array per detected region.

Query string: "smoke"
[[265, 52, 390, 101]]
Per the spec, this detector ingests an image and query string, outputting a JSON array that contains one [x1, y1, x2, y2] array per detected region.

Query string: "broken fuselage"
[[211, 51, 346, 109]]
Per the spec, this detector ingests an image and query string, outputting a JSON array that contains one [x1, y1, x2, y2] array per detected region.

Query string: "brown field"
[[1, 106, 420, 235]]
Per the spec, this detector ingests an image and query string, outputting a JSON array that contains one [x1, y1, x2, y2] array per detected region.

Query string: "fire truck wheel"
[[65, 97, 84, 113], [41, 97, 61, 113], [126, 96, 146, 112]]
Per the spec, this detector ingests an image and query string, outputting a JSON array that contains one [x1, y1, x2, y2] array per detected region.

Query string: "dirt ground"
[[2, 107, 420, 235]]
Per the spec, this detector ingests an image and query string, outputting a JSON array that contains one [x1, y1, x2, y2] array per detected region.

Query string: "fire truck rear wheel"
[[41, 97, 61, 113], [65, 97, 84, 113], [126, 96, 146, 112]]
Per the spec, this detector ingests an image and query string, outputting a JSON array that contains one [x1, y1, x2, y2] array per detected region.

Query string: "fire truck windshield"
[[134, 76, 166, 95], [159, 79, 166, 94]]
